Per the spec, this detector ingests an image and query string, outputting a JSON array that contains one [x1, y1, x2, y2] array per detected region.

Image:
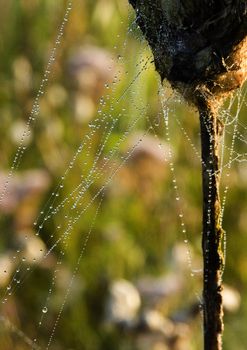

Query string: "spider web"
[[0, 1, 246, 349]]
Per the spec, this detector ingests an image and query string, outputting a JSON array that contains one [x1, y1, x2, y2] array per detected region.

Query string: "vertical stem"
[[199, 99, 224, 350]]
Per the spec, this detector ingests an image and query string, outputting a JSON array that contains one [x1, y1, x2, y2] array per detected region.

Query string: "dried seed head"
[[129, 0, 247, 107]]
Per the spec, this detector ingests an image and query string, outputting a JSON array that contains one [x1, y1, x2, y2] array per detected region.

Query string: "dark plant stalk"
[[128, 1, 247, 349], [198, 97, 224, 350]]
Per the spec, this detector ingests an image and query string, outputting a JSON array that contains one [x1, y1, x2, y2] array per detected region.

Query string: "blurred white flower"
[[106, 279, 141, 323]]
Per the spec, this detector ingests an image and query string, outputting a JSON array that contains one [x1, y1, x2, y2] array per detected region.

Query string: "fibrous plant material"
[[128, 1, 247, 349], [129, 0, 247, 104]]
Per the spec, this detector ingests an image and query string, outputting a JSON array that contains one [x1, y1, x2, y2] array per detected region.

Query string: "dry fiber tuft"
[[129, 0, 247, 108]]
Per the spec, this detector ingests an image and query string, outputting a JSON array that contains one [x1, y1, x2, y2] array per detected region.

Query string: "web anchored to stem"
[[129, 1, 247, 349], [1, 1, 247, 349]]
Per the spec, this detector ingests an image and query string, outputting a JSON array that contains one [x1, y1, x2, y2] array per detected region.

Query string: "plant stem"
[[198, 97, 225, 350]]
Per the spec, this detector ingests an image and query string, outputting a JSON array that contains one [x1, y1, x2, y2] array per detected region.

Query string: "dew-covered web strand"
[[34, 115, 114, 232], [32, 14, 142, 229], [27, 13, 145, 240], [1, 3, 175, 347], [160, 78, 243, 290], [29, 123, 153, 348], [161, 84, 246, 285], [4, 3, 236, 346], [143, 87, 203, 318], [42, 71, 151, 254], [36, 37, 153, 300], [30, 18, 151, 235], [133, 51, 208, 306], [0, 19, 78, 295], [0, 12, 150, 300], [218, 86, 247, 276], [45, 57, 152, 218], [220, 89, 246, 210], [224, 88, 247, 151], [32, 193, 104, 345], [0, 53, 152, 305], [0, 1, 73, 205], [44, 194, 104, 349], [186, 84, 247, 283], [158, 87, 204, 314], [216, 89, 247, 174], [175, 116, 205, 167], [131, 7, 205, 301], [43, 120, 160, 348], [1, 105, 151, 348], [29, 110, 147, 334], [1, 4, 91, 295], [8, 84, 150, 297], [218, 96, 232, 182], [1, 52, 152, 350]]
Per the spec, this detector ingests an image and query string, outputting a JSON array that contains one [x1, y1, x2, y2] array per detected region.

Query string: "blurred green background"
[[0, 1, 247, 349]]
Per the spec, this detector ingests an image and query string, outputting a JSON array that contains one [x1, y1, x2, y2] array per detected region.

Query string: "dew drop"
[[42, 306, 48, 314]]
